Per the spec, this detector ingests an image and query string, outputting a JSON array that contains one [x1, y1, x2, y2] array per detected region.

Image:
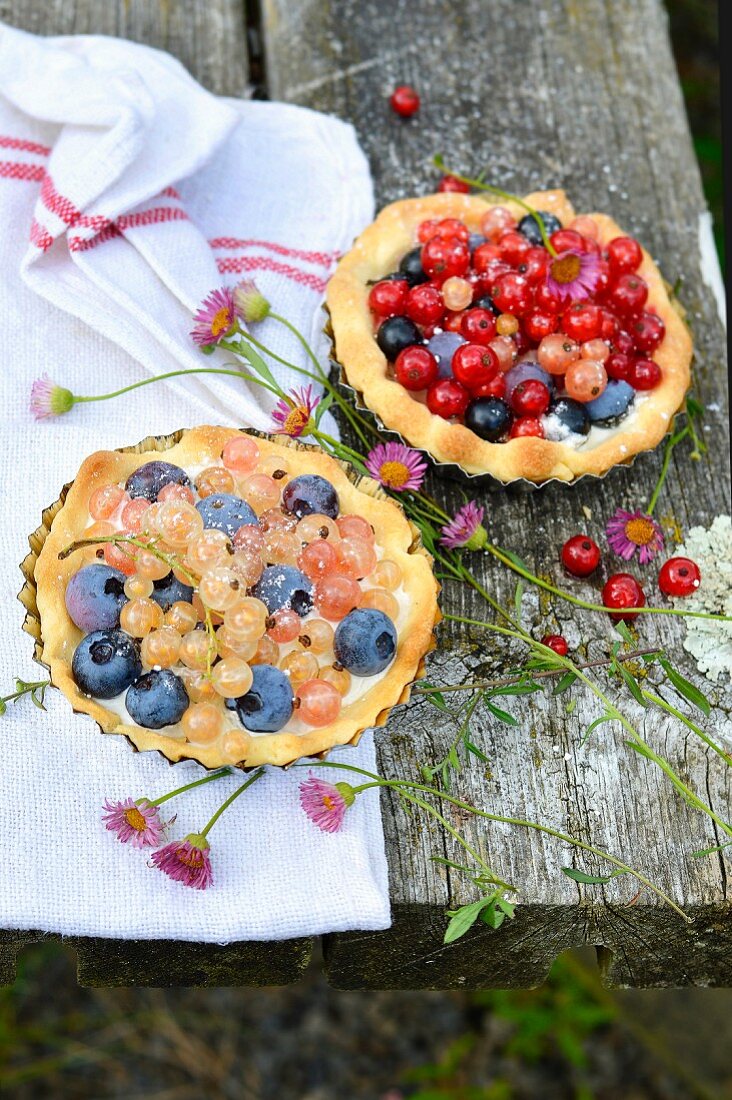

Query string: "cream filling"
[[85, 474, 407, 740]]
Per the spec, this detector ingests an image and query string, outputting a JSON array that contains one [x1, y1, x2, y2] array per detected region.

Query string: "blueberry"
[[504, 361, 554, 401], [472, 294, 500, 316], [125, 461, 191, 502], [151, 571, 194, 611], [426, 331, 466, 379], [517, 211, 562, 245], [281, 474, 339, 520], [468, 232, 487, 253], [334, 608, 397, 676], [398, 246, 428, 286], [125, 669, 189, 729], [235, 664, 294, 732], [196, 493, 257, 536], [376, 316, 423, 362], [65, 564, 128, 633], [254, 565, 314, 616], [584, 380, 636, 426], [72, 629, 142, 699], [544, 398, 591, 441], [465, 397, 512, 442]]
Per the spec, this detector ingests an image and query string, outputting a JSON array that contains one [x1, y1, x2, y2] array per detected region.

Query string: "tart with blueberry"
[[29, 426, 439, 768], [326, 190, 692, 482]]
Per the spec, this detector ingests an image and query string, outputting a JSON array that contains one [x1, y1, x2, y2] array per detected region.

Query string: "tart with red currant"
[[326, 190, 692, 482], [30, 426, 439, 769]]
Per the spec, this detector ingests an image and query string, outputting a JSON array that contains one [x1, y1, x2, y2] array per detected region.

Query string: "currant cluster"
[[66, 438, 403, 758], [368, 208, 666, 444]]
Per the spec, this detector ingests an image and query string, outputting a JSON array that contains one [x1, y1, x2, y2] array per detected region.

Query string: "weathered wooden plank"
[[264, 0, 732, 988], [0, 0, 250, 97]]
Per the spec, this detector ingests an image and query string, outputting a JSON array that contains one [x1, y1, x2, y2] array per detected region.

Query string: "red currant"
[[599, 307, 620, 341], [460, 308, 497, 344], [432, 218, 470, 243], [472, 242, 502, 272], [406, 284, 444, 326], [613, 329, 636, 356], [394, 345, 439, 391], [658, 557, 701, 598], [534, 282, 568, 315], [511, 379, 550, 417], [426, 378, 470, 419], [524, 310, 558, 343], [550, 228, 586, 253], [368, 279, 410, 318], [631, 311, 665, 353], [607, 273, 648, 316], [628, 356, 661, 390], [561, 302, 602, 343], [491, 272, 533, 317], [605, 352, 632, 381], [417, 219, 441, 243], [607, 236, 643, 275], [520, 247, 550, 284], [390, 85, 420, 117], [602, 573, 646, 622], [437, 174, 470, 194], [443, 310, 465, 333], [510, 416, 545, 438], [452, 343, 499, 390], [421, 238, 470, 282], [498, 230, 531, 266], [472, 373, 507, 400], [561, 534, 601, 577], [541, 634, 568, 657], [592, 259, 612, 298]]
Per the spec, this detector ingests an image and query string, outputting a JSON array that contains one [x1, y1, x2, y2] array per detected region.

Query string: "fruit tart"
[[28, 427, 439, 769], [326, 190, 692, 483]]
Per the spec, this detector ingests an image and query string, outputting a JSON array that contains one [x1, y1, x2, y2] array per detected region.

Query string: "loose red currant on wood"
[[390, 85, 420, 117], [561, 534, 601, 577], [541, 634, 568, 656], [658, 557, 701, 598], [602, 573, 646, 622]]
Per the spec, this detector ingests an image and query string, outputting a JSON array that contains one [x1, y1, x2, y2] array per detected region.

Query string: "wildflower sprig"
[[0, 678, 50, 716]]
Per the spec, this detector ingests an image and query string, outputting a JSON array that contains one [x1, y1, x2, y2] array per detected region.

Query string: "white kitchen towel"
[[0, 24, 390, 942]]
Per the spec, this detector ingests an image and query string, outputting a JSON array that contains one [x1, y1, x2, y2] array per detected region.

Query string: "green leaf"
[[313, 391, 334, 426], [686, 394, 704, 418], [513, 580, 524, 622], [561, 867, 623, 885], [237, 338, 280, 391], [431, 856, 475, 873], [420, 684, 448, 711], [614, 621, 634, 645], [483, 699, 518, 727], [490, 680, 542, 697], [480, 902, 506, 929], [613, 659, 647, 707], [465, 740, 489, 763], [692, 840, 732, 858], [553, 672, 577, 695], [495, 896, 516, 918], [498, 547, 531, 572], [443, 898, 494, 943], [625, 740, 654, 760], [0, 699, 6, 716], [581, 712, 614, 745], [659, 658, 711, 716]]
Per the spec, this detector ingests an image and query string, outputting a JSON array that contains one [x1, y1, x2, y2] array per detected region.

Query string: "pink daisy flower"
[[546, 250, 601, 301], [30, 375, 74, 419], [150, 833, 213, 890], [439, 501, 488, 551], [299, 774, 355, 833], [102, 797, 167, 849], [233, 279, 271, 324], [365, 442, 427, 493], [191, 288, 238, 347], [606, 508, 665, 564], [270, 384, 320, 438]]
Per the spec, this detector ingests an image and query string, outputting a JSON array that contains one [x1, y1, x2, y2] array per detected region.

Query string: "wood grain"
[[264, 0, 732, 988], [1, 0, 730, 989]]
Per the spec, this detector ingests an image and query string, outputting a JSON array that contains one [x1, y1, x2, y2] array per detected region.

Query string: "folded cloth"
[[0, 24, 390, 942]]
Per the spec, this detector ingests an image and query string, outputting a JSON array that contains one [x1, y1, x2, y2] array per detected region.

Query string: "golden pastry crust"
[[326, 191, 693, 482], [32, 426, 440, 769]]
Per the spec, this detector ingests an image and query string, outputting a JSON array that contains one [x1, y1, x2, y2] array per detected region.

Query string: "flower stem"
[[200, 768, 265, 838], [72, 366, 283, 406], [303, 761, 688, 921], [152, 768, 233, 807], [647, 424, 689, 516]]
